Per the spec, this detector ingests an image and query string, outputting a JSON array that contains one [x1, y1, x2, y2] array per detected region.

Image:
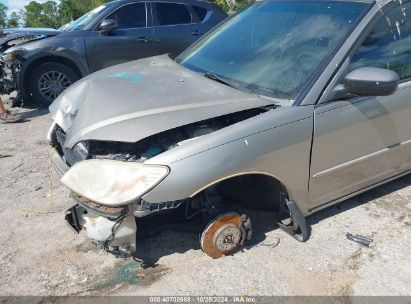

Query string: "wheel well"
[[212, 173, 289, 212], [23, 56, 83, 96], [196, 173, 310, 242], [192, 174, 309, 242]]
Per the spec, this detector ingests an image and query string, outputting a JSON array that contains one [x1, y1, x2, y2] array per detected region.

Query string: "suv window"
[[193, 5, 208, 22], [154, 3, 191, 26], [349, 3, 411, 81], [107, 3, 146, 29]]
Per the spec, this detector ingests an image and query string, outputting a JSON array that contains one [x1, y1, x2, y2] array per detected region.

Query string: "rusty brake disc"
[[200, 212, 251, 259]]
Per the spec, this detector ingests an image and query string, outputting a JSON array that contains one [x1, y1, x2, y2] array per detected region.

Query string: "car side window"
[[349, 3, 411, 81], [154, 3, 192, 26], [192, 6, 208, 22], [106, 3, 146, 29]]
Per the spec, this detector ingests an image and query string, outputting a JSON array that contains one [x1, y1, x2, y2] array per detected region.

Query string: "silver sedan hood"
[[50, 55, 274, 149]]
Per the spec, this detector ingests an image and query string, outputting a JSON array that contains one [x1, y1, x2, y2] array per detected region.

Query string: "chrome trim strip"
[[313, 139, 411, 179], [309, 168, 411, 213], [50, 147, 70, 177]]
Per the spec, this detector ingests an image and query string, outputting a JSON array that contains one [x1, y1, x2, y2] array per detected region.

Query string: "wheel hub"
[[213, 224, 242, 252], [200, 212, 252, 259], [38, 71, 72, 103]]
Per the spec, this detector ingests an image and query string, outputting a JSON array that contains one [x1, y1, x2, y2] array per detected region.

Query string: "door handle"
[[192, 30, 204, 36], [137, 36, 150, 43]]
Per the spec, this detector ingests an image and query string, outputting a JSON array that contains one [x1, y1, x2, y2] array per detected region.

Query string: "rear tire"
[[30, 62, 79, 107]]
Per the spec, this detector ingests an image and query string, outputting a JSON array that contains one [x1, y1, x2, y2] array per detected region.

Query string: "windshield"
[[178, 1, 369, 100], [65, 5, 108, 31]]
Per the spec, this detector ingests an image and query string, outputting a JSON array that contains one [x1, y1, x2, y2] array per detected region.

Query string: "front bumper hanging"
[[64, 200, 137, 257]]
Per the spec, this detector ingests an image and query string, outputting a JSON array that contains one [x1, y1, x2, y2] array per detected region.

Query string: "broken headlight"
[[2, 47, 25, 62], [61, 160, 169, 206]]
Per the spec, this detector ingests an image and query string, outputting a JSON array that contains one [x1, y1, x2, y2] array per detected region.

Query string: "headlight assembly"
[[61, 160, 169, 206], [2, 50, 20, 62]]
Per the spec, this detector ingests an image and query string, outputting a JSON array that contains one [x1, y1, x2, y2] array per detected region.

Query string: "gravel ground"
[[0, 96, 410, 297]]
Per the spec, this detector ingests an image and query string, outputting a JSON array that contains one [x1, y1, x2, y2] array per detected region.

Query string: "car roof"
[[107, 0, 217, 5], [254, 0, 403, 9], [105, 0, 215, 4], [253, 0, 380, 4], [377, 0, 396, 6]]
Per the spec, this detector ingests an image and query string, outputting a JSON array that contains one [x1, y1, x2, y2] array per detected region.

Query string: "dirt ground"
[[0, 96, 410, 297]]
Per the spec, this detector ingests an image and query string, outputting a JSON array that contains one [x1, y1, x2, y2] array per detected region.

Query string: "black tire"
[[30, 62, 79, 107]]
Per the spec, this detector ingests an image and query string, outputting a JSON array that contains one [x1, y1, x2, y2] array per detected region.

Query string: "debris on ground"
[[346, 233, 373, 247], [258, 236, 281, 248]]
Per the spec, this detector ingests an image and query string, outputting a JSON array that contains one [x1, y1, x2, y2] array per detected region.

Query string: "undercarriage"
[[64, 189, 254, 259], [0, 60, 18, 97], [63, 185, 307, 259]]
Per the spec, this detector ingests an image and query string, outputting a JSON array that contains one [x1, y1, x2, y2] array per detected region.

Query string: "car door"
[[151, 2, 205, 56], [308, 1, 411, 210], [85, 2, 154, 72]]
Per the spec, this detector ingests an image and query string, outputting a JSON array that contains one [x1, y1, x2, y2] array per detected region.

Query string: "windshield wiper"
[[203, 72, 237, 88]]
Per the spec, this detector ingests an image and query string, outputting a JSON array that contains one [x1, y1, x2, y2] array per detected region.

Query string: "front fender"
[[142, 106, 314, 214], [18, 42, 88, 98]]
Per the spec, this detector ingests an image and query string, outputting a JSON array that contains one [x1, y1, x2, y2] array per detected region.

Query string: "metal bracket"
[[277, 200, 309, 242], [64, 205, 83, 234]]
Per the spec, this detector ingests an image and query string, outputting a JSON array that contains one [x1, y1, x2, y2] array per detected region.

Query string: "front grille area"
[[52, 125, 88, 166]]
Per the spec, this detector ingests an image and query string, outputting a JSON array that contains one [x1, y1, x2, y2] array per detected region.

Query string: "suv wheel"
[[30, 62, 79, 107]]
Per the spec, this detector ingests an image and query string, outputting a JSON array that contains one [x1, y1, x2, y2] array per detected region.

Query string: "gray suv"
[[2, 0, 226, 106]]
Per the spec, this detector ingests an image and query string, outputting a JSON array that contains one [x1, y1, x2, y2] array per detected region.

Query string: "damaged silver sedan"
[[49, 0, 411, 258]]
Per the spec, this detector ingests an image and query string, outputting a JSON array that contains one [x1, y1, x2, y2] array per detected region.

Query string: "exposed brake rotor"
[[200, 212, 252, 259]]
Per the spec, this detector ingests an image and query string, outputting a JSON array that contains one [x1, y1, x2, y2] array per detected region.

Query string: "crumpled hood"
[[0, 28, 61, 47], [50, 55, 274, 149]]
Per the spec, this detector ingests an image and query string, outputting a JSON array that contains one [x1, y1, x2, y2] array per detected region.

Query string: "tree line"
[[0, 0, 252, 30], [0, 0, 112, 29]]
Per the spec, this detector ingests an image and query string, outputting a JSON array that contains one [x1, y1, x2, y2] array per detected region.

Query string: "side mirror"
[[344, 67, 399, 97], [99, 19, 117, 34]]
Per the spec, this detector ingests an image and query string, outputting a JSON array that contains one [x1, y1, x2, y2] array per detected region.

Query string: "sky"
[[1, 0, 50, 13]]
